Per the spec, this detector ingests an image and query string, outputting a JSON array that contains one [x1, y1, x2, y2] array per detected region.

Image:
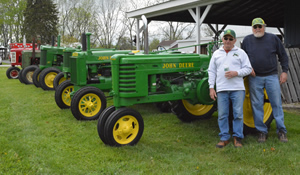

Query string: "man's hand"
[[250, 69, 256, 77], [225, 71, 238, 79], [209, 88, 217, 101], [280, 72, 288, 84]]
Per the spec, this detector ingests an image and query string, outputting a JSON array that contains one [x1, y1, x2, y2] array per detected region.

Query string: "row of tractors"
[[6, 33, 274, 147]]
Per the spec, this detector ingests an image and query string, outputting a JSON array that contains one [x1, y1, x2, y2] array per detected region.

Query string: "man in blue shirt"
[[242, 18, 289, 143]]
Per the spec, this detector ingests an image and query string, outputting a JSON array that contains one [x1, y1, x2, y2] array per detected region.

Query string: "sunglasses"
[[253, 25, 263, 29], [224, 37, 234, 41]]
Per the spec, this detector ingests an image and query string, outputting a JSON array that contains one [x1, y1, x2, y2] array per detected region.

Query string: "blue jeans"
[[217, 90, 245, 141], [249, 75, 287, 134]]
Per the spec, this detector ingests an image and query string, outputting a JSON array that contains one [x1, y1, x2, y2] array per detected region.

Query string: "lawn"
[[0, 67, 299, 175]]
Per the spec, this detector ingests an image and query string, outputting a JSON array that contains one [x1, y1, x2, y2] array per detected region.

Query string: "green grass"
[[0, 67, 299, 174]]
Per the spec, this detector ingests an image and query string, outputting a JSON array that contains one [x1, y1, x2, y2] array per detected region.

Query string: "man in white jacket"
[[208, 29, 252, 148]]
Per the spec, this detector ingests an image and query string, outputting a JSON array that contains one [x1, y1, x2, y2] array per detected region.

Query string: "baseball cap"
[[252, 18, 265, 26], [223, 29, 236, 38]]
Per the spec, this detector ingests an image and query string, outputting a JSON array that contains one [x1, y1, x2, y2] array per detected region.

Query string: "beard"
[[254, 32, 265, 38]]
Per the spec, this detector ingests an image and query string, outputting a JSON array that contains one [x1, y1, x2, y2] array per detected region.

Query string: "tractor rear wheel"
[[71, 86, 106, 120], [53, 72, 68, 90], [32, 67, 42, 88], [97, 106, 116, 145], [242, 77, 273, 135], [155, 101, 172, 113], [22, 65, 38, 84], [55, 80, 74, 109], [39, 67, 61, 90], [6, 67, 20, 79], [172, 100, 217, 122], [104, 108, 144, 146]]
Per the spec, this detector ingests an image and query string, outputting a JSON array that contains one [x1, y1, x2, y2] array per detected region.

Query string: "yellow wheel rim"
[[26, 71, 34, 83], [58, 77, 67, 85], [182, 100, 214, 116], [78, 93, 101, 117], [243, 77, 273, 128], [44, 72, 57, 88], [61, 85, 74, 107], [113, 115, 139, 145]]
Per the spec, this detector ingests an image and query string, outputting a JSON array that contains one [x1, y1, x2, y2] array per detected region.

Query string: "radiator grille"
[[119, 64, 136, 93]]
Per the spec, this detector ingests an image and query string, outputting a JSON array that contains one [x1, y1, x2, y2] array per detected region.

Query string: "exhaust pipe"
[[81, 33, 87, 51]]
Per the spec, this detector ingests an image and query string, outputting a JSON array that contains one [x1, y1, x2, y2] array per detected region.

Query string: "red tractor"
[[6, 43, 38, 79]]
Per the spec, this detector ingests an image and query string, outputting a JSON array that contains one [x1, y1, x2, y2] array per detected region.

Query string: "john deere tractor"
[[96, 46, 273, 147], [54, 32, 135, 120], [32, 35, 65, 90]]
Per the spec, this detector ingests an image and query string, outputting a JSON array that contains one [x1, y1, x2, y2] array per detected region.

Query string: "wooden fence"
[[279, 48, 300, 104]]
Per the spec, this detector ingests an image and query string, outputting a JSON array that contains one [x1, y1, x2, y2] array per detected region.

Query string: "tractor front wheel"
[[55, 80, 74, 109], [172, 100, 217, 122], [21, 65, 38, 84], [6, 67, 20, 79], [53, 72, 68, 90], [39, 67, 61, 90], [104, 108, 144, 146], [97, 106, 116, 145], [71, 86, 106, 120]]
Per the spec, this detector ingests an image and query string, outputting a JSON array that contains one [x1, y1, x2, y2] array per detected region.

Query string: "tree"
[[0, 0, 27, 45], [115, 36, 133, 50], [160, 21, 195, 41], [55, 0, 99, 44], [23, 0, 59, 44], [149, 38, 160, 51], [122, 0, 168, 50], [94, 0, 126, 48], [201, 24, 214, 37]]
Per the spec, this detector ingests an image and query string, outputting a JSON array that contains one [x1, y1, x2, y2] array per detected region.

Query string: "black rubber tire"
[[21, 65, 38, 84], [32, 67, 42, 88], [55, 80, 74, 109], [172, 100, 217, 122], [6, 67, 20, 79], [53, 72, 66, 90], [18, 69, 25, 84], [104, 108, 144, 147], [155, 101, 172, 113], [97, 106, 116, 145], [71, 86, 107, 120], [39, 67, 61, 90]]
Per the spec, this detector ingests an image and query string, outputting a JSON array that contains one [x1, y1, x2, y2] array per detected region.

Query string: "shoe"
[[278, 131, 288, 142], [258, 132, 267, 143], [216, 140, 230, 148], [234, 137, 242, 148]]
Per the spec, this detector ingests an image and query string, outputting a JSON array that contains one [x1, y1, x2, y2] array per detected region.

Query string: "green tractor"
[[96, 48, 273, 147], [54, 32, 136, 120], [53, 33, 116, 92], [18, 49, 41, 84], [32, 35, 65, 90]]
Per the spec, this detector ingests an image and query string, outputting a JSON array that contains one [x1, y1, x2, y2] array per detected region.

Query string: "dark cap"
[[223, 29, 236, 38]]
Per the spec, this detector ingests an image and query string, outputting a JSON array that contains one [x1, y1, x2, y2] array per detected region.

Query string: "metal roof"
[[127, 0, 284, 28]]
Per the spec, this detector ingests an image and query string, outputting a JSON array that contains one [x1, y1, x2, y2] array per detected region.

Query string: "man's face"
[[252, 25, 265, 38], [222, 35, 236, 49]]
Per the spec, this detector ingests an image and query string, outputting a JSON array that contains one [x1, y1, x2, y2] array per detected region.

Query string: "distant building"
[[157, 40, 177, 51], [158, 35, 246, 54]]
